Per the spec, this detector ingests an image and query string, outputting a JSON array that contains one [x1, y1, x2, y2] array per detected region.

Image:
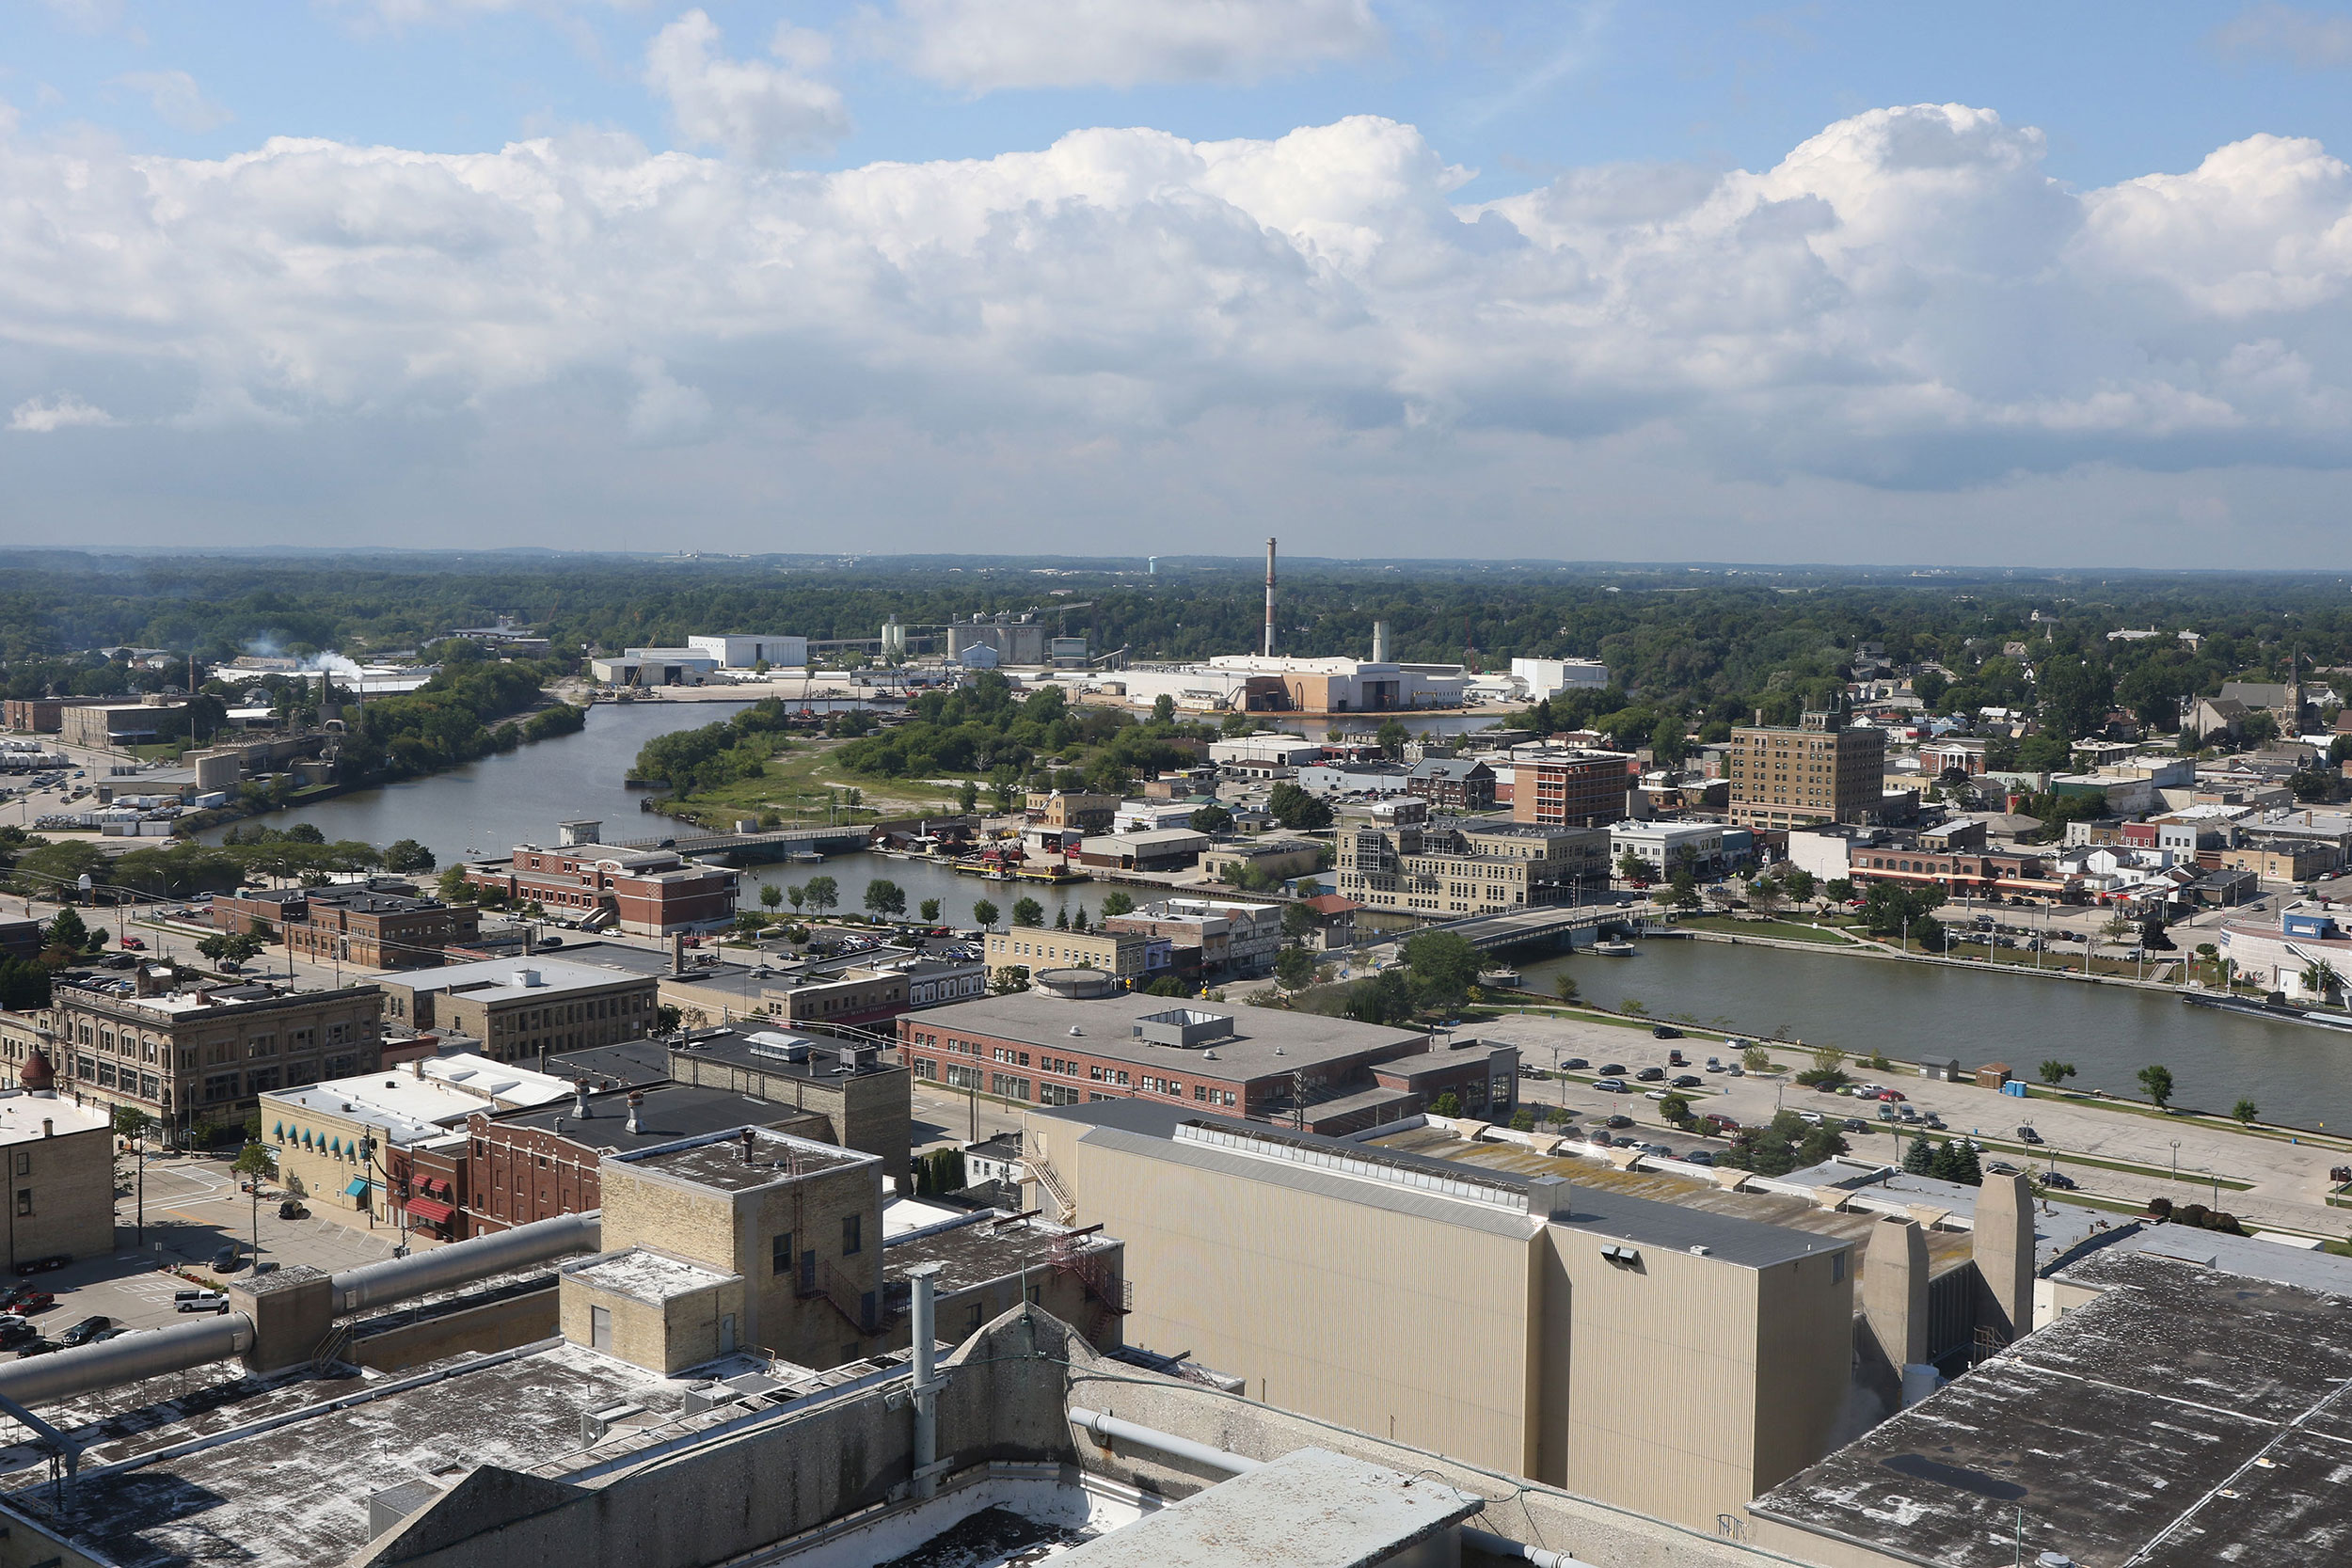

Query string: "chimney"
[[1863, 1216, 1928, 1386], [40, 1118, 52, 1139], [739, 1127, 757, 1164], [626, 1090, 644, 1134], [574, 1079, 592, 1118], [1263, 536, 1277, 658], [1973, 1171, 2037, 1343], [523, 925, 535, 957], [1371, 620, 1389, 664], [672, 932, 686, 976]]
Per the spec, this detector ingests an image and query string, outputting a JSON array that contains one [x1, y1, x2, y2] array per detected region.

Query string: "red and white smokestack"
[[1263, 536, 1277, 658]]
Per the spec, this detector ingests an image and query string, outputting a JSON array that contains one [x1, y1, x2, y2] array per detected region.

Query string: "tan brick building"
[[367, 956, 657, 1067], [0, 1092, 116, 1270], [663, 1032, 911, 1180], [1728, 709, 1887, 830], [984, 927, 1149, 985], [1337, 817, 1607, 918]]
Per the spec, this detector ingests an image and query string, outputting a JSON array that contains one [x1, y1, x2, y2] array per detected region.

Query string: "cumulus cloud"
[[9, 394, 114, 433], [884, 0, 1383, 91], [645, 9, 850, 164], [115, 71, 235, 134], [2, 100, 2351, 546]]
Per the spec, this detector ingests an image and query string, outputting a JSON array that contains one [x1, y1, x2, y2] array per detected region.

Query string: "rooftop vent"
[[1131, 1006, 1236, 1049]]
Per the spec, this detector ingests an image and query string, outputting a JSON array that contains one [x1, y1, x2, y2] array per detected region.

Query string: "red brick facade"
[[464, 845, 739, 936], [1509, 752, 1634, 828]]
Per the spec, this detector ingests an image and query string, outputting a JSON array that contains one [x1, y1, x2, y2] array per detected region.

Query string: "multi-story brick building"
[[1336, 816, 1607, 918], [1728, 709, 1887, 830], [367, 956, 658, 1067], [213, 886, 479, 969], [1033, 791, 1120, 832], [462, 842, 739, 936], [456, 1080, 832, 1237], [1508, 750, 1636, 828], [1846, 845, 2063, 899], [1406, 757, 1497, 813], [897, 992, 1517, 1133], [36, 968, 384, 1136], [984, 927, 1152, 986]]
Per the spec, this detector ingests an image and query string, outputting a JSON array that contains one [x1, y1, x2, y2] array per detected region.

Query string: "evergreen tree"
[[1902, 1133, 1935, 1175]]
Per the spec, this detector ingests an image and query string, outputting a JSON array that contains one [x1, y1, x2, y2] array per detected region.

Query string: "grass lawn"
[[1670, 915, 1862, 946], [659, 740, 970, 828]]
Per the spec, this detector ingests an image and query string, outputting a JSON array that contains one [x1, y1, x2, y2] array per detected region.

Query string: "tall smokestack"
[[1372, 620, 1390, 664], [1263, 537, 1277, 658]]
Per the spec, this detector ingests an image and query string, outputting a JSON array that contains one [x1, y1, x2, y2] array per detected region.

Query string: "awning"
[[343, 1178, 372, 1198], [405, 1197, 454, 1226]]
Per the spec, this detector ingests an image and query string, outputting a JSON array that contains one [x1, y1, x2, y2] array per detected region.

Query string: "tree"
[[760, 883, 784, 910], [919, 898, 942, 923], [232, 1141, 278, 1184], [864, 879, 907, 918], [2137, 1063, 2176, 1110], [1189, 803, 1234, 834], [2038, 1059, 2077, 1088], [0, 958, 52, 1011], [1012, 896, 1045, 927], [45, 908, 90, 953], [1669, 869, 1702, 911], [1266, 782, 1333, 832], [1616, 850, 1647, 884], [1902, 1133, 1935, 1175], [1824, 879, 1855, 906], [1659, 1092, 1692, 1124], [1275, 945, 1316, 989], [1553, 972, 1581, 1004], [1748, 877, 1785, 914], [1741, 1043, 1771, 1072], [113, 1103, 154, 1140], [974, 897, 1001, 929], [1281, 901, 1319, 943], [1071, 906, 1090, 931], [1402, 929, 1481, 1013], [2233, 1098, 2258, 1127], [1783, 868, 1817, 907], [382, 838, 437, 873], [1912, 669, 1948, 710], [992, 966, 1030, 993], [787, 884, 807, 913], [1510, 1106, 1537, 1132], [1152, 693, 1177, 724], [1375, 720, 1409, 760], [656, 1004, 683, 1033], [197, 931, 264, 966], [1100, 891, 1135, 918], [437, 864, 475, 902], [957, 780, 979, 816], [2301, 958, 2341, 1004], [1432, 1092, 1462, 1117], [803, 876, 839, 914], [1054, 906, 1070, 930], [2101, 911, 2136, 943]]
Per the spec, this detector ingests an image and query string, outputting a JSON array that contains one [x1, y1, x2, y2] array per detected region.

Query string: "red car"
[[15, 1292, 55, 1314], [120, 936, 146, 950], [1702, 1113, 1741, 1136], [1877, 1089, 1907, 1102]]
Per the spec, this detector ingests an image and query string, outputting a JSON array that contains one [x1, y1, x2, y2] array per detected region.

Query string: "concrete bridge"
[[599, 824, 870, 858], [1427, 901, 1663, 953]]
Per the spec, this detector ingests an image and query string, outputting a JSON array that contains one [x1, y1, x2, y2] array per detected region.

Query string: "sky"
[[4, 1, 2352, 566]]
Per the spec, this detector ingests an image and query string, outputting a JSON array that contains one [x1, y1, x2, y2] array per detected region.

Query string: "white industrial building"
[[1511, 657, 1612, 699], [1114, 656, 1466, 716], [687, 635, 808, 670]]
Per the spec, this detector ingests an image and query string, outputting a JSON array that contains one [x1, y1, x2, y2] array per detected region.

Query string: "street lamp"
[[2170, 1138, 2181, 1182]]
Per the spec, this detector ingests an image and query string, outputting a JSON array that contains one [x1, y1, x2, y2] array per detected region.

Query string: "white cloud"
[[35, 0, 128, 35], [645, 8, 850, 164], [3, 102, 2352, 552], [9, 394, 114, 433], [116, 71, 235, 135], [2212, 4, 2352, 67], [884, 0, 1383, 91]]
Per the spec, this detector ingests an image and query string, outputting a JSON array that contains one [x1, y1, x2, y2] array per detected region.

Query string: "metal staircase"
[[1023, 1133, 1077, 1224], [310, 1322, 355, 1375]]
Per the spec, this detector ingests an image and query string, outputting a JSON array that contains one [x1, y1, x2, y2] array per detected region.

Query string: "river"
[[1518, 940, 2352, 1132]]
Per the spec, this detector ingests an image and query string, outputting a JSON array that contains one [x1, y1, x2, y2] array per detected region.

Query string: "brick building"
[[1406, 757, 1497, 813], [37, 968, 385, 1136], [983, 927, 1152, 986], [663, 1028, 912, 1179], [1728, 709, 1887, 830], [0, 1092, 115, 1271], [214, 886, 479, 969], [1847, 846, 2065, 899], [367, 956, 658, 1066], [1508, 750, 1636, 828], [896, 991, 1518, 1133], [462, 842, 739, 936], [1337, 816, 1607, 918]]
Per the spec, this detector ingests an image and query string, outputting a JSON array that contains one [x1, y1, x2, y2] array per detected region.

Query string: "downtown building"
[[1727, 707, 1888, 831]]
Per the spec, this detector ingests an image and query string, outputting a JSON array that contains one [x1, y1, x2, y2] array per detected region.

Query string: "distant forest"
[[3, 550, 2349, 746]]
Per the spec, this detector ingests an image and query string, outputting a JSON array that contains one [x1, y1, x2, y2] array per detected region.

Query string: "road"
[[1477, 1011, 2352, 1237], [4, 1153, 416, 1353]]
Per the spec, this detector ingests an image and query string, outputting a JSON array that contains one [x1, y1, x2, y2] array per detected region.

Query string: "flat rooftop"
[[548, 1037, 675, 1087], [883, 1212, 1116, 1296], [916, 992, 1428, 1078], [612, 1126, 874, 1193], [0, 1093, 109, 1144], [565, 1246, 737, 1305], [673, 1028, 900, 1083], [494, 1083, 827, 1150], [1750, 1244, 2352, 1567], [372, 954, 649, 1000]]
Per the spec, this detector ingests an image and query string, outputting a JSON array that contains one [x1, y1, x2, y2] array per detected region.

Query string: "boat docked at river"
[[1591, 941, 1638, 957]]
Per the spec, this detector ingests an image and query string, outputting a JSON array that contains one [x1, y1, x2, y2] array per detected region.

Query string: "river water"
[[1518, 941, 2352, 1132], [206, 699, 2350, 1126]]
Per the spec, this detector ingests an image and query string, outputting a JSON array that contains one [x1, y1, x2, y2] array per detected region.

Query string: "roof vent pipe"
[[626, 1091, 643, 1134], [739, 1127, 756, 1164], [575, 1080, 592, 1118]]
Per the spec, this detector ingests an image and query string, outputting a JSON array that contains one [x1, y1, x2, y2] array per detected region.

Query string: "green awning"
[[344, 1178, 371, 1198]]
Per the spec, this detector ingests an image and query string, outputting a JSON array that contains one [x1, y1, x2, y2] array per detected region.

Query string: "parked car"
[[1877, 1104, 1898, 1120], [1593, 1079, 1629, 1094], [1666, 1049, 1688, 1066], [1635, 1066, 1665, 1083], [1701, 1113, 1741, 1135], [59, 1316, 110, 1347], [1670, 1074, 1703, 1089], [1561, 1057, 1589, 1071], [1589, 1132, 1614, 1148], [119, 935, 145, 950], [1986, 1161, 2022, 1177], [211, 1246, 244, 1273], [1797, 1110, 1824, 1125], [1682, 1149, 1715, 1166], [94, 1327, 136, 1341], [1644, 1089, 1670, 1102], [2040, 1171, 2079, 1190], [1842, 1117, 1870, 1132], [1650, 1024, 1682, 1039], [1921, 1113, 1947, 1130], [0, 1324, 38, 1349], [1723, 1064, 1744, 1077], [12, 1253, 70, 1276], [278, 1199, 307, 1220], [1876, 1089, 1906, 1102], [175, 1291, 228, 1315], [1598, 1064, 1628, 1077], [1703, 1057, 1724, 1072], [1639, 1143, 1672, 1158], [14, 1291, 55, 1314], [14, 1340, 58, 1359], [2017, 1126, 2043, 1145], [1603, 1115, 1634, 1130]]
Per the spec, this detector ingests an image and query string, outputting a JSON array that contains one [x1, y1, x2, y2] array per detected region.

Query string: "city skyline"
[[3, 2, 2352, 562]]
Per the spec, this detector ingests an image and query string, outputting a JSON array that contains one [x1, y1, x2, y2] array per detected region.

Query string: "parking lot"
[[2, 1155, 418, 1354]]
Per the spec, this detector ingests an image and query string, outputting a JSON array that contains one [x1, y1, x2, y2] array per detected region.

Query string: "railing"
[[1023, 1135, 1077, 1224], [310, 1322, 354, 1375], [1048, 1240, 1130, 1314], [815, 1259, 889, 1334]]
